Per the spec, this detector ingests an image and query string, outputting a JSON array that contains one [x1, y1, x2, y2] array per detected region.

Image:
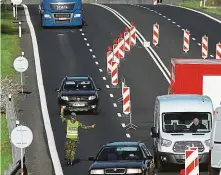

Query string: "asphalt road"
[[25, 3, 219, 175]]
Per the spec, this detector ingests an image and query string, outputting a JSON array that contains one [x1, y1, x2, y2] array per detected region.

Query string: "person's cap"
[[71, 112, 76, 117]]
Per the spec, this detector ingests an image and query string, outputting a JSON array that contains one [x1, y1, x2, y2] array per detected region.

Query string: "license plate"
[[72, 102, 84, 106], [176, 155, 185, 159]]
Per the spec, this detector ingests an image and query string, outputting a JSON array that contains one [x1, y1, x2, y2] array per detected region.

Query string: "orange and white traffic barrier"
[[216, 42, 221, 59], [153, 23, 159, 46], [111, 61, 118, 86], [123, 87, 130, 115], [153, 0, 158, 5], [185, 147, 199, 175], [189, 147, 199, 175], [202, 35, 208, 59], [130, 22, 136, 46], [113, 39, 120, 64], [183, 29, 190, 52], [107, 46, 113, 74], [124, 27, 130, 51], [118, 33, 125, 59]]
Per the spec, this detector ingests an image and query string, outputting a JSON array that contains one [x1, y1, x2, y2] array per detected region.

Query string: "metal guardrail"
[[4, 95, 25, 175]]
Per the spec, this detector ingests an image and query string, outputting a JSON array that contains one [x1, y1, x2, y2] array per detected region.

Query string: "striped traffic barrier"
[[153, 23, 159, 46], [183, 29, 190, 52], [113, 39, 120, 64], [202, 35, 208, 59], [111, 61, 118, 87], [123, 87, 130, 115], [106, 46, 113, 74], [153, 0, 158, 5], [118, 33, 125, 59], [185, 147, 199, 175], [216, 42, 221, 59], [130, 21, 136, 46], [124, 27, 130, 51]]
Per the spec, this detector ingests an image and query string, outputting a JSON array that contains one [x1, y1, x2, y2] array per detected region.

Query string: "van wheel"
[[156, 154, 164, 172]]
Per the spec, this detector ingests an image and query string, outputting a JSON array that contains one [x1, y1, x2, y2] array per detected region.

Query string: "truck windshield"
[[162, 112, 212, 133]]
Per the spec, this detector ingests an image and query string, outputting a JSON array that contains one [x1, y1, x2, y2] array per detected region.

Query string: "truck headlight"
[[90, 169, 104, 174], [44, 14, 51, 18], [126, 168, 142, 174], [161, 138, 172, 147], [88, 96, 96, 100], [74, 14, 81, 18], [205, 139, 210, 147], [61, 96, 68, 100]]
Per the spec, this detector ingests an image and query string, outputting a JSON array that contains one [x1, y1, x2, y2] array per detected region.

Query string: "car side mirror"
[[88, 156, 95, 161], [96, 88, 101, 91], [150, 127, 158, 138], [55, 88, 59, 92]]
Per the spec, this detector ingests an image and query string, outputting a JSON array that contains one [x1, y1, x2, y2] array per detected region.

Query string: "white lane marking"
[[99, 69, 103, 72], [95, 61, 99, 65], [89, 49, 93, 52], [168, 18, 171, 21], [92, 55, 96, 58], [150, 9, 154, 12], [177, 25, 181, 27], [103, 77, 106, 80], [168, 4, 221, 24], [110, 94, 114, 98], [159, 13, 162, 15], [192, 38, 196, 40], [106, 85, 110, 88], [163, 15, 166, 18], [79, 29, 83, 31], [113, 103, 117, 107], [84, 38, 87, 41], [198, 43, 201, 46], [121, 123, 126, 127], [172, 21, 176, 24], [57, 33, 64, 35], [126, 133, 131, 138], [117, 113, 122, 117], [210, 55, 214, 57], [22, 4, 63, 175], [86, 43, 90, 46], [92, 3, 171, 84], [81, 33, 85, 36]]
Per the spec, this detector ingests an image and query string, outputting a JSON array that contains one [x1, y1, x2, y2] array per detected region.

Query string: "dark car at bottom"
[[88, 141, 155, 175], [56, 76, 101, 114]]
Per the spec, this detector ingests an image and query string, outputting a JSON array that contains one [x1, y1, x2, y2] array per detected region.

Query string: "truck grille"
[[105, 168, 126, 174], [50, 3, 75, 10], [69, 96, 89, 101], [173, 141, 204, 153], [53, 13, 71, 18], [55, 20, 70, 24]]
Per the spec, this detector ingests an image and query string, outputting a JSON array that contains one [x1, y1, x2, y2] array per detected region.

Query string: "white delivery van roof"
[[157, 94, 213, 113]]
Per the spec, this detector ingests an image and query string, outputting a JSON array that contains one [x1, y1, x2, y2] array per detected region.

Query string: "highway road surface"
[[24, 2, 221, 175]]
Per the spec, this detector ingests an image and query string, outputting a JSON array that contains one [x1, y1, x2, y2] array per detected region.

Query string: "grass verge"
[[1, 5, 21, 175], [176, 1, 221, 16]]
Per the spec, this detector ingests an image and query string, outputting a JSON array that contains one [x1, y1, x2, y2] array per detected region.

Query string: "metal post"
[[125, 101, 138, 130], [19, 21, 21, 38], [13, 6, 16, 18], [20, 52, 24, 94], [15, 5, 17, 20], [20, 125, 24, 175]]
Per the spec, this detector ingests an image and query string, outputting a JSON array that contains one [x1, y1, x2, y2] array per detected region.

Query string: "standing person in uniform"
[[60, 107, 96, 165]]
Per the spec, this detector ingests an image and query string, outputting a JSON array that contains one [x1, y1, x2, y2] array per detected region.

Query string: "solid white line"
[[22, 4, 63, 175], [121, 123, 126, 127], [110, 94, 114, 97], [168, 4, 221, 24], [117, 113, 122, 117], [106, 85, 110, 88], [126, 133, 131, 138], [92, 3, 171, 84], [192, 38, 196, 40], [99, 69, 103, 72], [113, 103, 117, 107], [81, 33, 85, 36], [84, 38, 87, 41], [89, 49, 93, 52], [95, 61, 99, 65], [86, 43, 90, 46], [92, 55, 96, 58], [103, 77, 106, 80]]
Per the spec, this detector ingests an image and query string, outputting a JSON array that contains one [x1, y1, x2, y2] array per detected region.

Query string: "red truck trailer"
[[169, 58, 221, 109]]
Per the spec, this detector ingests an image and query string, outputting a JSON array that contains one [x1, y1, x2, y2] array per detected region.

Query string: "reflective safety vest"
[[66, 120, 79, 139]]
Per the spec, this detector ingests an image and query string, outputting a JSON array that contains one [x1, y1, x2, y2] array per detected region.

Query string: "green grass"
[[1, 5, 21, 175], [177, 1, 221, 15]]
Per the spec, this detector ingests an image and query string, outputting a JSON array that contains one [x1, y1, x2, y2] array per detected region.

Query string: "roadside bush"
[[206, 0, 221, 6], [1, 76, 21, 113]]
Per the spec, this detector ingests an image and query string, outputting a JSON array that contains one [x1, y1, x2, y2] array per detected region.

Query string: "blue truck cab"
[[39, 0, 83, 27]]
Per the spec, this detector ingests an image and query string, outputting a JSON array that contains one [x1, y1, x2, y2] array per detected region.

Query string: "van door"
[[211, 120, 221, 167]]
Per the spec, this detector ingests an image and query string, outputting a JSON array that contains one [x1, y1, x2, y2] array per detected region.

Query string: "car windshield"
[[96, 146, 143, 161], [162, 112, 212, 133], [63, 80, 93, 91]]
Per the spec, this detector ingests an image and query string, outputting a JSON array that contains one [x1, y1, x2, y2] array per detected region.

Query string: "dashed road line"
[[84, 38, 87, 41], [117, 113, 122, 117], [102, 77, 106, 80], [163, 15, 166, 18], [95, 61, 99, 65], [198, 43, 201, 46], [92, 55, 96, 58], [89, 49, 93, 52], [113, 103, 117, 107], [210, 55, 214, 57], [168, 18, 171, 21], [121, 123, 126, 127], [106, 85, 110, 88], [110, 94, 114, 98], [126, 133, 131, 138], [86, 43, 90, 46], [192, 38, 196, 41], [99, 69, 103, 72], [177, 25, 181, 27], [158, 13, 162, 15], [172, 21, 176, 24], [79, 29, 83, 32], [81, 33, 85, 36]]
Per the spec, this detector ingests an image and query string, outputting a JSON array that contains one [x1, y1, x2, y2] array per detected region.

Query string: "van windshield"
[[162, 112, 212, 133]]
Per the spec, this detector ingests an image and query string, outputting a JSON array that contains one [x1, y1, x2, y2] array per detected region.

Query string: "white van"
[[150, 94, 213, 172], [209, 106, 221, 175]]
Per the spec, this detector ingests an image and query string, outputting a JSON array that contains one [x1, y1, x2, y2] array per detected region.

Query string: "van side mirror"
[[150, 127, 158, 138]]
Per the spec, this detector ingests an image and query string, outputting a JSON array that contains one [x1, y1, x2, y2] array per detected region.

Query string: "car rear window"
[[63, 80, 93, 91]]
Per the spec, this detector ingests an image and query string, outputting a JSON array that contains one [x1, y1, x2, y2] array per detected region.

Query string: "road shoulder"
[[17, 6, 54, 175]]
